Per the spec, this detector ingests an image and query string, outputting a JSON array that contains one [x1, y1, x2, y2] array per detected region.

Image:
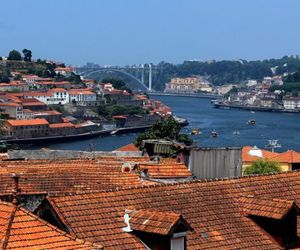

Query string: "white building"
[[23, 88, 69, 105], [283, 97, 300, 110], [69, 89, 97, 103]]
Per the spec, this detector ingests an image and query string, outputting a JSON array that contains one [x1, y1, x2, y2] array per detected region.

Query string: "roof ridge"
[[48, 169, 300, 197]]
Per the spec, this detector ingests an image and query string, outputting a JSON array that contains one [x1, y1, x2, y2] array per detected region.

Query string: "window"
[[171, 236, 185, 250]]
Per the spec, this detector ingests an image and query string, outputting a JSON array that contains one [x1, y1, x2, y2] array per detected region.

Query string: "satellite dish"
[[248, 146, 263, 158]]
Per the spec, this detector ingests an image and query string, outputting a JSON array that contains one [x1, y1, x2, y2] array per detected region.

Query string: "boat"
[[173, 116, 189, 126], [191, 128, 200, 135], [110, 129, 119, 135], [211, 130, 218, 137], [247, 119, 256, 125]]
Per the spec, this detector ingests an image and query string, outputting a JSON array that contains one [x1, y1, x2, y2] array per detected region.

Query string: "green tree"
[[134, 117, 192, 147], [102, 78, 132, 93], [243, 159, 280, 175], [7, 50, 22, 61], [0, 69, 11, 83], [22, 49, 32, 62]]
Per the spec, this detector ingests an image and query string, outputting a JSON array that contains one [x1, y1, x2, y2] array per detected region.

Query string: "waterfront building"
[[3, 118, 49, 138], [283, 97, 300, 110], [0, 103, 23, 119], [32, 110, 63, 123], [165, 76, 212, 93]]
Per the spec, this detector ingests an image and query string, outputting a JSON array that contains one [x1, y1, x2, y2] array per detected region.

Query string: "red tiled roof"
[[239, 195, 298, 220], [242, 146, 279, 162], [112, 115, 128, 119], [49, 122, 75, 129], [69, 89, 95, 95], [33, 110, 62, 116], [0, 103, 21, 107], [115, 143, 140, 152], [139, 162, 192, 178], [129, 209, 192, 235], [0, 201, 101, 249], [270, 150, 300, 163], [6, 119, 49, 127], [48, 171, 300, 249], [0, 158, 153, 194], [49, 88, 66, 92], [23, 92, 52, 97]]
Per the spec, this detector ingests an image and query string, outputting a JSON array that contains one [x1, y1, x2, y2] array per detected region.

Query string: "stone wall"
[[8, 149, 143, 160]]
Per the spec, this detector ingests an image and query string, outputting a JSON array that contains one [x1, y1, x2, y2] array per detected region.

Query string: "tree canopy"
[[243, 159, 280, 175], [7, 50, 22, 61], [22, 49, 32, 62], [134, 117, 192, 147]]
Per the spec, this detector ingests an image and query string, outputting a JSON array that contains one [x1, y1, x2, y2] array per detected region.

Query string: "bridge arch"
[[79, 68, 149, 92]]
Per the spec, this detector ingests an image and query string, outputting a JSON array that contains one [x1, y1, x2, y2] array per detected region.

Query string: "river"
[[33, 95, 300, 152]]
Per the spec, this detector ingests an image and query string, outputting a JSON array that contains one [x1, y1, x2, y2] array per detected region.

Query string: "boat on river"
[[247, 119, 256, 125], [211, 130, 218, 137]]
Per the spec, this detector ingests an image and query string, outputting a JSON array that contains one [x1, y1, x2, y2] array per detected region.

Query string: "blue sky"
[[1, 0, 300, 66]]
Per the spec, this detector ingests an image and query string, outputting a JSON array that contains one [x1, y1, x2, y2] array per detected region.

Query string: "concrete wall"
[[8, 149, 143, 160], [189, 147, 242, 179]]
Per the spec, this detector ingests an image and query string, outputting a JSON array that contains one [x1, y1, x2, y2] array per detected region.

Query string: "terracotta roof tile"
[[129, 209, 191, 235], [115, 144, 140, 152], [48, 171, 300, 249], [270, 150, 300, 163], [0, 201, 102, 249], [242, 146, 279, 162], [239, 195, 298, 219], [139, 162, 192, 178], [49, 122, 75, 129], [0, 158, 153, 194], [6, 119, 49, 127]]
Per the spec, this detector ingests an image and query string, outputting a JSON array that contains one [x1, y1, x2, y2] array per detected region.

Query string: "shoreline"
[[0, 125, 152, 145], [149, 91, 221, 99], [214, 102, 300, 114]]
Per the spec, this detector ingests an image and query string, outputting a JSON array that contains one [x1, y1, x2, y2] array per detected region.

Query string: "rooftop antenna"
[[265, 139, 281, 152]]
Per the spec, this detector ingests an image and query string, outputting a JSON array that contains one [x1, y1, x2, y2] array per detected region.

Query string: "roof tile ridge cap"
[[2, 203, 18, 250]]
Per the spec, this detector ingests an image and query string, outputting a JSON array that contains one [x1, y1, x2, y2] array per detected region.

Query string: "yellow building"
[[242, 146, 300, 173]]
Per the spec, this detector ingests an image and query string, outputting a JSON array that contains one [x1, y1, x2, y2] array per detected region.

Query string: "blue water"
[[38, 96, 300, 152]]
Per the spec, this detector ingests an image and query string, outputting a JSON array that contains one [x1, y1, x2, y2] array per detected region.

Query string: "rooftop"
[[6, 119, 49, 127], [49, 122, 75, 129], [115, 143, 140, 152], [0, 201, 101, 249], [270, 150, 300, 163], [47, 170, 300, 249]]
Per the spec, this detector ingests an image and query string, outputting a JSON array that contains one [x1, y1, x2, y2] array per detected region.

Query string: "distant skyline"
[[1, 0, 300, 66]]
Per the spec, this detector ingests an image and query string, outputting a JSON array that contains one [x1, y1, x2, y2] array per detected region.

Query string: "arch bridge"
[[76, 64, 153, 92]]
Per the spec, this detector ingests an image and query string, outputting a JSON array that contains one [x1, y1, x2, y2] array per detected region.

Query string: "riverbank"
[[149, 91, 221, 99], [1, 125, 152, 145], [214, 102, 300, 113]]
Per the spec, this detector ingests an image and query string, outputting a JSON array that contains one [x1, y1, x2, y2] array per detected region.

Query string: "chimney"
[[11, 173, 21, 205]]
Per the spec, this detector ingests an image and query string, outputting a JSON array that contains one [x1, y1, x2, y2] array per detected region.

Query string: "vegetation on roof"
[[243, 159, 280, 175]]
